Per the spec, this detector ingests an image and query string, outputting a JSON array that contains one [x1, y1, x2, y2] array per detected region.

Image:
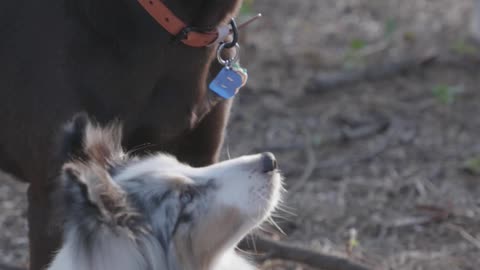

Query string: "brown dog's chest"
[[83, 84, 205, 145], [71, 43, 213, 143], [130, 91, 201, 142]]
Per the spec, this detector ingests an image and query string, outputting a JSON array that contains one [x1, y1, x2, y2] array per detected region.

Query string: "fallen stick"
[[239, 236, 372, 270], [305, 54, 437, 93], [446, 223, 480, 250], [305, 53, 480, 94]]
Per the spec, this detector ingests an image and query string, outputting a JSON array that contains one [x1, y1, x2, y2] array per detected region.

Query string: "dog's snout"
[[261, 152, 277, 172]]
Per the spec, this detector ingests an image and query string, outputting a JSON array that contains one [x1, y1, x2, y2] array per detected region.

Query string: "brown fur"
[[0, 0, 243, 269], [63, 163, 126, 220], [82, 122, 124, 167], [59, 120, 147, 239]]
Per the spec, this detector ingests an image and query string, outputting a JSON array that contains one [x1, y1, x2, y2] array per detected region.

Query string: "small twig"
[[446, 223, 480, 250], [239, 235, 373, 270], [386, 203, 454, 229], [388, 216, 434, 228], [357, 40, 391, 58], [415, 203, 454, 221], [238, 13, 263, 30], [339, 121, 390, 142]]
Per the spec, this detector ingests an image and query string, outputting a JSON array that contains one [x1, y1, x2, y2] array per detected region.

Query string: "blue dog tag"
[[209, 64, 248, 99]]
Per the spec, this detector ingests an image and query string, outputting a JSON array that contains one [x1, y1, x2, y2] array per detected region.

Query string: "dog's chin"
[[205, 171, 282, 259], [245, 170, 282, 225]]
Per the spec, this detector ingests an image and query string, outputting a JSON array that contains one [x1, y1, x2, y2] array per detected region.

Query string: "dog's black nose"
[[261, 152, 277, 172]]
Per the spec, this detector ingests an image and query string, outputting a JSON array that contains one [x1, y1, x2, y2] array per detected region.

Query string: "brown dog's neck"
[[67, 0, 242, 41], [163, 0, 242, 29], [65, 0, 243, 135]]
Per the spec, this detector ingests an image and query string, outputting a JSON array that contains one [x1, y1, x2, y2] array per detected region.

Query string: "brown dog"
[[0, 0, 243, 269]]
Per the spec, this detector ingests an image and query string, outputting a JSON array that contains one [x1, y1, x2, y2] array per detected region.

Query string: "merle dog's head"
[[49, 114, 283, 270]]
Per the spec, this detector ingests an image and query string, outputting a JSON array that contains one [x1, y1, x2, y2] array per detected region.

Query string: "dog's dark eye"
[[171, 191, 195, 234], [180, 191, 194, 205]]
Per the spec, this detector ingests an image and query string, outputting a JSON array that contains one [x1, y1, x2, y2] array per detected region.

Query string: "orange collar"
[[137, 0, 231, 47]]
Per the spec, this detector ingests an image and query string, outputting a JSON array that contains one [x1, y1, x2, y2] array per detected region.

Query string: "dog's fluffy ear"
[[62, 161, 129, 223], [61, 113, 124, 167]]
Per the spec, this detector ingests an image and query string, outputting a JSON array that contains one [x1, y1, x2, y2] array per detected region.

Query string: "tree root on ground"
[[239, 235, 373, 270]]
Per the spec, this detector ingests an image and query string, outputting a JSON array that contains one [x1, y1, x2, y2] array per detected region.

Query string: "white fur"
[[49, 153, 281, 270], [116, 154, 282, 223], [49, 229, 160, 270], [49, 241, 253, 270]]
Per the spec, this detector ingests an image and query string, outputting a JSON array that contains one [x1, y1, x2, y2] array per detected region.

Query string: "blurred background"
[[2, 0, 480, 269]]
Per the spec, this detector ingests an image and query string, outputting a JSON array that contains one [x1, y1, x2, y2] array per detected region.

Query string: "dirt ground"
[[1, 0, 480, 269]]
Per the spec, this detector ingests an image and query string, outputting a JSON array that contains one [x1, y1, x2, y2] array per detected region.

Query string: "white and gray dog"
[[48, 115, 283, 270]]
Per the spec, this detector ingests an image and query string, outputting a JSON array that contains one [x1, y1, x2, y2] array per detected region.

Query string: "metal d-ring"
[[216, 42, 240, 67], [223, 19, 239, 49]]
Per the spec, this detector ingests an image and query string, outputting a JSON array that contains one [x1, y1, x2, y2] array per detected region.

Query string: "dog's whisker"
[[226, 142, 232, 160], [253, 190, 270, 204], [235, 246, 257, 256], [243, 233, 258, 254], [266, 216, 286, 236], [269, 213, 291, 221], [257, 225, 275, 235], [250, 234, 258, 254], [126, 143, 155, 155], [274, 206, 296, 217]]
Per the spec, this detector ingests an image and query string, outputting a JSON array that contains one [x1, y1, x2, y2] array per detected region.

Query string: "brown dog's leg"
[[27, 183, 61, 270], [176, 99, 233, 167]]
